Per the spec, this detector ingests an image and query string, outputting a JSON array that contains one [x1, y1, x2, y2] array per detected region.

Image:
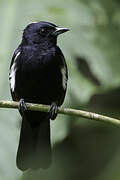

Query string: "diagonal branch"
[[0, 100, 120, 127]]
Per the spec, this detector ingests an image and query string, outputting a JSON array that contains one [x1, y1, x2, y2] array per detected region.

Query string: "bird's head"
[[22, 21, 69, 47]]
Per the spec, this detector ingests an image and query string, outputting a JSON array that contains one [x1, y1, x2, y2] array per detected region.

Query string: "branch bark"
[[0, 100, 120, 127]]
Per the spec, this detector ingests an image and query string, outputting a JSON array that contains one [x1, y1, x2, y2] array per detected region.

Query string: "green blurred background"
[[0, 0, 120, 179]]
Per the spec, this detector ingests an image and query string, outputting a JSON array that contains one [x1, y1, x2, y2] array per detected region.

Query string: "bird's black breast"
[[15, 45, 67, 105]]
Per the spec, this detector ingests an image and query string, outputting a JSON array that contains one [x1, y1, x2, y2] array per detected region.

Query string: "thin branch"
[[0, 100, 120, 127]]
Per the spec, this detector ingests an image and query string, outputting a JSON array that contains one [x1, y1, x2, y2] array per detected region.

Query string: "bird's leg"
[[49, 102, 58, 120], [18, 98, 27, 115]]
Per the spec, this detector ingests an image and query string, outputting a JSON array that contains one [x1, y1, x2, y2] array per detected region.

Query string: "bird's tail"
[[16, 111, 51, 171]]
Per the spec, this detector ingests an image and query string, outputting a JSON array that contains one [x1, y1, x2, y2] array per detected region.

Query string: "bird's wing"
[[55, 46, 68, 106], [56, 46, 68, 90], [9, 44, 21, 100]]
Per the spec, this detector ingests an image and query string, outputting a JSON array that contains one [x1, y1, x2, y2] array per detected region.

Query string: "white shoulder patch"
[[9, 52, 20, 92], [61, 66, 67, 90]]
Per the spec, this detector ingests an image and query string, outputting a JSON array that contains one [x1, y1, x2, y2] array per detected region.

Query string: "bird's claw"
[[49, 103, 58, 120], [18, 99, 27, 114]]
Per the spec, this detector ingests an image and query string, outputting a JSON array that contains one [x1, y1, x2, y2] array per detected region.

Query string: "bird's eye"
[[39, 28, 46, 35]]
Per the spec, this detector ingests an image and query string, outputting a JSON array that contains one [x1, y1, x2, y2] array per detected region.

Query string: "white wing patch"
[[9, 52, 20, 92], [61, 66, 67, 90]]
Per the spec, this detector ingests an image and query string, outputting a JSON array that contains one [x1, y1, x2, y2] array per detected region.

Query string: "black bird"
[[9, 21, 69, 171]]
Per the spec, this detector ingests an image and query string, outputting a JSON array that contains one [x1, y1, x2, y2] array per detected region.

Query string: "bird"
[[9, 21, 69, 171]]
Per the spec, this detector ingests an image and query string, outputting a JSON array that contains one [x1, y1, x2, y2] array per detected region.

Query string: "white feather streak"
[[9, 52, 20, 92]]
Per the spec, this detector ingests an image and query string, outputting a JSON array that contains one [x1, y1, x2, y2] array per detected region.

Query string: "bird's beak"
[[52, 27, 70, 36]]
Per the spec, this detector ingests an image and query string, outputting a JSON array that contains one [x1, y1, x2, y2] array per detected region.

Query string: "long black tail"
[[16, 111, 51, 171]]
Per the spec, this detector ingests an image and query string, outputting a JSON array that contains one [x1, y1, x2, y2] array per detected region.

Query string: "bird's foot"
[[18, 99, 27, 114], [49, 102, 58, 120]]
